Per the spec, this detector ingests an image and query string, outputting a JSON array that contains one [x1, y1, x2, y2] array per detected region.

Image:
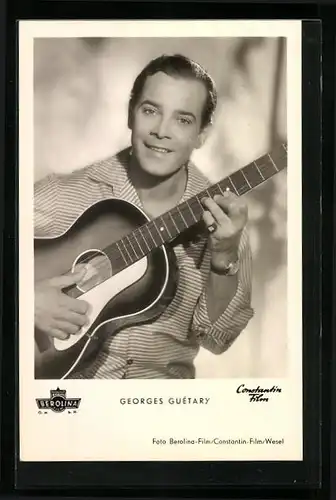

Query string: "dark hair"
[[128, 54, 217, 130]]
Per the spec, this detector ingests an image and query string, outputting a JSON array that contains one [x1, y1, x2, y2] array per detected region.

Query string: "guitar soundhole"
[[71, 249, 113, 293]]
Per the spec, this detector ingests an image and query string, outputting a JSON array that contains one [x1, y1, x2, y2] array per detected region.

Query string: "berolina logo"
[[36, 388, 81, 413]]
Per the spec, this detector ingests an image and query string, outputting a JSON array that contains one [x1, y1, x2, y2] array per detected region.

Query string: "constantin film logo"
[[36, 388, 81, 414]]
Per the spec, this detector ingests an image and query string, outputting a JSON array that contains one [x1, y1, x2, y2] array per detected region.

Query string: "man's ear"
[[195, 123, 211, 150], [127, 107, 133, 130]]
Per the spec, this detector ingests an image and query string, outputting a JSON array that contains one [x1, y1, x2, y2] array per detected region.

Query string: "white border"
[[19, 20, 302, 462]]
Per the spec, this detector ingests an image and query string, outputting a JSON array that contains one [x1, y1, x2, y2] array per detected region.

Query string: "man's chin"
[[138, 160, 180, 179]]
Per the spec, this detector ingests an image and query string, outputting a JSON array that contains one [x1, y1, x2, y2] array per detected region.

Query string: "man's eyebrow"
[[140, 99, 159, 108], [175, 109, 196, 120], [140, 99, 196, 120]]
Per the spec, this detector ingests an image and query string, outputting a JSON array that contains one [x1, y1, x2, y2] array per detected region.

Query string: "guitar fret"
[[195, 195, 204, 210], [254, 158, 277, 179], [190, 197, 204, 219], [138, 227, 151, 252], [163, 212, 180, 239], [132, 233, 146, 256], [253, 161, 265, 180], [241, 169, 252, 189], [267, 153, 279, 172], [230, 170, 250, 196], [145, 223, 159, 247], [168, 211, 179, 231], [181, 202, 197, 226], [126, 234, 139, 259], [209, 184, 222, 197], [120, 239, 133, 263], [160, 216, 172, 239], [270, 146, 286, 169], [227, 177, 239, 195], [192, 196, 206, 222], [116, 241, 128, 265], [242, 164, 264, 187], [171, 206, 189, 232], [191, 195, 206, 219], [128, 232, 142, 255], [218, 178, 233, 194], [177, 205, 188, 227], [152, 220, 165, 243], [186, 200, 198, 222], [207, 185, 216, 197]]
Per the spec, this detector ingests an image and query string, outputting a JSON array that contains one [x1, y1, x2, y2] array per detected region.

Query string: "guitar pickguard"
[[53, 257, 148, 352]]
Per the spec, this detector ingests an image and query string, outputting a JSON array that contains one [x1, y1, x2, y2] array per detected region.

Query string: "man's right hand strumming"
[[35, 269, 89, 340]]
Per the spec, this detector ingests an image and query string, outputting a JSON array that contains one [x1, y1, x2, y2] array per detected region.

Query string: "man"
[[34, 54, 254, 379]]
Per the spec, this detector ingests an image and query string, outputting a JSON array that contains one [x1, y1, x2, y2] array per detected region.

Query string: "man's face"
[[129, 71, 208, 178]]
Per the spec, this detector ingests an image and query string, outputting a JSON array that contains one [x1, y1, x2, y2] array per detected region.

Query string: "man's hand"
[[202, 191, 248, 272], [35, 268, 89, 340]]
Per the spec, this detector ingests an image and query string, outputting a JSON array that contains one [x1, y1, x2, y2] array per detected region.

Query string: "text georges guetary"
[[120, 397, 210, 405]]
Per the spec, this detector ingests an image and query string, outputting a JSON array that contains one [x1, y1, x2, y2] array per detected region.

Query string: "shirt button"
[[127, 359, 133, 365], [196, 327, 206, 338]]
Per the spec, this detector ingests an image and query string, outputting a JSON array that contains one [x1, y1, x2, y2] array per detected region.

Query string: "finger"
[[49, 328, 70, 341], [214, 194, 248, 220], [49, 268, 87, 289], [202, 197, 230, 224], [55, 320, 81, 335], [202, 210, 216, 230], [61, 296, 89, 314], [212, 193, 237, 212], [58, 309, 88, 327]]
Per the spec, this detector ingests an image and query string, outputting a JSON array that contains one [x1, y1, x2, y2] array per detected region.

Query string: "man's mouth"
[[145, 144, 173, 154]]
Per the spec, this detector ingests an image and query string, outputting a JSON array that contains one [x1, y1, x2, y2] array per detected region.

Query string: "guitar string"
[[59, 152, 287, 291]]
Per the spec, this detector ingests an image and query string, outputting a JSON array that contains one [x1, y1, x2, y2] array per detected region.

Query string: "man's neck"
[[128, 156, 188, 217]]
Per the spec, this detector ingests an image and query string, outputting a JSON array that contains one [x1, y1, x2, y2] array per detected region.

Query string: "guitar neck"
[[106, 142, 287, 272]]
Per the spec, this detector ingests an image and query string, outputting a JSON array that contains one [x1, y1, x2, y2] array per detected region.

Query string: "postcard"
[[18, 19, 302, 462]]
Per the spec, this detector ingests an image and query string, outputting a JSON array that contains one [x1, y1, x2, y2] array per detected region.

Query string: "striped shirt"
[[34, 147, 254, 379]]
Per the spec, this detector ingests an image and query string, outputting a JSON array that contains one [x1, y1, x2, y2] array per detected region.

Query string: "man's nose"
[[151, 117, 172, 139]]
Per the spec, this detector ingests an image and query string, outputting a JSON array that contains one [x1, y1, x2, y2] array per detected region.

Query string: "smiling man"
[[34, 54, 254, 379]]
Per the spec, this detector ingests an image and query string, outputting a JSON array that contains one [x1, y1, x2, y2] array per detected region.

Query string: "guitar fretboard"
[[103, 142, 287, 274]]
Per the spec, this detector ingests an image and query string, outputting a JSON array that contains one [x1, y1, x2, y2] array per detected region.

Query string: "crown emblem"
[[50, 387, 66, 399]]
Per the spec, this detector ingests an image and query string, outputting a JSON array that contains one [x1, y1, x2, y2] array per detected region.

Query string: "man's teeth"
[[149, 146, 170, 153]]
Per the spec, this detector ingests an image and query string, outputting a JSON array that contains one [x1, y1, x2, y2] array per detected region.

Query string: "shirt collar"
[[86, 146, 210, 204], [86, 147, 130, 189]]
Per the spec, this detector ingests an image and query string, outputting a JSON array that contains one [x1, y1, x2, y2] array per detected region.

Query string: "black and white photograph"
[[19, 20, 302, 463], [33, 32, 288, 381]]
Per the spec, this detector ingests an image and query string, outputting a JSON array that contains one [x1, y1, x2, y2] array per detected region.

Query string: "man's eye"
[[178, 117, 192, 125], [142, 107, 156, 115]]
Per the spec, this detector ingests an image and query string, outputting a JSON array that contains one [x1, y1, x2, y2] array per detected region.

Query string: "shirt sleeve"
[[34, 173, 60, 236], [191, 226, 254, 354]]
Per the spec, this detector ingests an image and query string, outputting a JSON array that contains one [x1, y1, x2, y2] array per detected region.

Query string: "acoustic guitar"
[[34, 142, 287, 379]]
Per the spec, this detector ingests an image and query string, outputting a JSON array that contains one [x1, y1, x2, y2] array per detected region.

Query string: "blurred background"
[[34, 37, 288, 378]]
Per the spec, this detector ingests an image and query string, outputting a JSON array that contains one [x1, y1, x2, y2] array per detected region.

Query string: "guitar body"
[[34, 198, 178, 380]]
